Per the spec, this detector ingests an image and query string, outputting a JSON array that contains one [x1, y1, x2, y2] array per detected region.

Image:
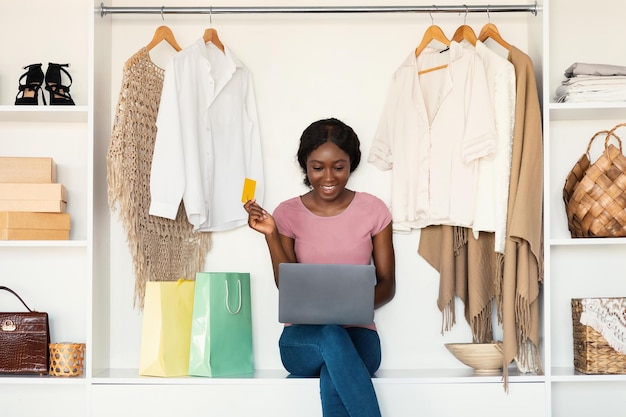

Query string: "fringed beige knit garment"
[[107, 48, 211, 310], [499, 45, 545, 389], [419, 225, 496, 344]]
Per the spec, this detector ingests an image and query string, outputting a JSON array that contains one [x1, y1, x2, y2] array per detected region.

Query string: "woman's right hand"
[[243, 199, 276, 236], [244, 199, 295, 286]]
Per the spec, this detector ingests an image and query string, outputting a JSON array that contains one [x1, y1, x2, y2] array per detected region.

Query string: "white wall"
[[104, 0, 536, 371], [0, 0, 89, 106]]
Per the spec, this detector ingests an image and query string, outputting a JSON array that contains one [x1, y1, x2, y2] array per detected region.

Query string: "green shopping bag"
[[188, 272, 254, 377], [139, 279, 195, 377]]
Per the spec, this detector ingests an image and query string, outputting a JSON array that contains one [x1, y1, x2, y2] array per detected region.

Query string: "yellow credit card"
[[241, 178, 256, 203]]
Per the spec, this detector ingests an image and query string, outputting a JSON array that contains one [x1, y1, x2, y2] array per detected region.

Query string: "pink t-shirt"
[[273, 191, 392, 330], [274, 192, 391, 265]]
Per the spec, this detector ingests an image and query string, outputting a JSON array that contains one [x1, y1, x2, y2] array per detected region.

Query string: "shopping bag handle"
[[225, 279, 242, 315], [0, 286, 34, 312]]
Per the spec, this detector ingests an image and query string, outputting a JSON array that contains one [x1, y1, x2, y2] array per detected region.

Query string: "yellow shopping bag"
[[139, 279, 195, 377]]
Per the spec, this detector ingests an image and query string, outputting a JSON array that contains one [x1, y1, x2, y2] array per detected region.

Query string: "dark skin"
[[244, 141, 395, 309]]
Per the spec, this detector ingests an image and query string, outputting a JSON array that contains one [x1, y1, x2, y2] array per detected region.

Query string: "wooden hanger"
[[203, 28, 225, 53], [452, 24, 477, 46], [415, 25, 451, 75], [146, 25, 182, 52], [415, 25, 451, 57], [452, 7, 476, 46], [478, 23, 511, 50]]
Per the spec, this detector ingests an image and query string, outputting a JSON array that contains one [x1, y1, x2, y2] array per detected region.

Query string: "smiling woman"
[[243, 118, 395, 417], [298, 121, 359, 215]]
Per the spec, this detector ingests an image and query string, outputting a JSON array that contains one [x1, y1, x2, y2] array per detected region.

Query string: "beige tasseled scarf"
[[107, 48, 211, 310], [419, 226, 498, 344], [499, 44, 544, 388]]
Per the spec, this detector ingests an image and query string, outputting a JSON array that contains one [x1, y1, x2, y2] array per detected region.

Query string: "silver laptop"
[[278, 263, 376, 325]]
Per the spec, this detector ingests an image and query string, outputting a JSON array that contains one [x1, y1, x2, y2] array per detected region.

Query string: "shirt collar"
[[403, 40, 464, 69], [192, 37, 243, 69]]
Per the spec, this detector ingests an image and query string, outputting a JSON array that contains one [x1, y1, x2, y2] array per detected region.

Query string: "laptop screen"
[[278, 263, 376, 325]]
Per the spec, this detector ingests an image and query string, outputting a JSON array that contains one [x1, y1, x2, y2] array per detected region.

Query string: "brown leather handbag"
[[0, 286, 50, 375]]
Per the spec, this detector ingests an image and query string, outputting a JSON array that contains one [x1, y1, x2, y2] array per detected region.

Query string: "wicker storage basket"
[[571, 298, 626, 374], [563, 123, 626, 238], [49, 342, 85, 377]]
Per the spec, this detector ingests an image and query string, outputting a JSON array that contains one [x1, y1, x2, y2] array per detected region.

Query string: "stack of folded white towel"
[[556, 62, 626, 103]]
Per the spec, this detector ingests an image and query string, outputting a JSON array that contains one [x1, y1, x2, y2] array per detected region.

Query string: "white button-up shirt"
[[149, 39, 264, 232], [368, 41, 496, 232], [472, 41, 516, 253]]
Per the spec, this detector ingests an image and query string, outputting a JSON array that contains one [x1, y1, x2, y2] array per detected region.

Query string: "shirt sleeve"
[[369, 194, 393, 236], [273, 202, 295, 239], [461, 54, 497, 163], [242, 69, 265, 207], [368, 77, 399, 171], [149, 57, 186, 220]]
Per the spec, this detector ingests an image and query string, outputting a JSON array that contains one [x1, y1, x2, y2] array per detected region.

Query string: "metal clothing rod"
[[99, 3, 539, 17]]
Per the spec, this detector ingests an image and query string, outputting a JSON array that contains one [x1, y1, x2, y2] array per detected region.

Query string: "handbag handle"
[[224, 279, 242, 315], [0, 286, 34, 312]]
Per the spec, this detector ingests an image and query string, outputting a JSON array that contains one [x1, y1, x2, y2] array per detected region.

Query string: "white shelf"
[[548, 102, 626, 121], [373, 368, 545, 384], [0, 106, 89, 123], [550, 237, 626, 246], [551, 367, 626, 382], [92, 367, 545, 385], [0, 375, 87, 385], [0, 240, 88, 248]]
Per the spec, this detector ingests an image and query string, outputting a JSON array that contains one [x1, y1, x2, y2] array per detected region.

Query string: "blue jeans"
[[279, 325, 382, 417]]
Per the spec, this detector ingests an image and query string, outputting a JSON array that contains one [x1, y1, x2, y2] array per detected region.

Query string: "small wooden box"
[[0, 183, 67, 213], [0, 212, 70, 229], [0, 228, 69, 240], [0, 212, 70, 240], [0, 200, 66, 213], [0, 183, 67, 201], [0, 157, 56, 183]]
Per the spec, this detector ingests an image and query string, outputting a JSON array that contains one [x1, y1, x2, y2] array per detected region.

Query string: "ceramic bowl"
[[445, 342, 505, 375]]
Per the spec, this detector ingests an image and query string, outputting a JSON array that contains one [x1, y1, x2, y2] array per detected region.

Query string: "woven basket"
[[563, 123, 626, 238], [49, 342, 85, 377], [571, 299, 626, 374]]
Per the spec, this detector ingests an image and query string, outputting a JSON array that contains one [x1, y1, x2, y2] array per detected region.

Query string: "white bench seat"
[[89, 368, 546, 417]]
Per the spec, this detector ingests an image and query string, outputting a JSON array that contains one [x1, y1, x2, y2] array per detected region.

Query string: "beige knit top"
[[107, 48, 211, 309]]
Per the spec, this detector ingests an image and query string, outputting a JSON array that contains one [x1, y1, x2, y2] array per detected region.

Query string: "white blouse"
[[149, 39, 264, 232], [472, 41, 516, 253], [369, 41, 496, 232]]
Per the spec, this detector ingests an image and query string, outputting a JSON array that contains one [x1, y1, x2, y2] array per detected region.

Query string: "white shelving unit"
[[2, 0, 625, 416], [0, 2, 92, 416], [544, 1, 626, 416]]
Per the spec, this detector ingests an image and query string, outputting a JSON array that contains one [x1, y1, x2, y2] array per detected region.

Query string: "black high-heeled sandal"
[[15, 63, 46, 105], [45, 63, 75, 105]]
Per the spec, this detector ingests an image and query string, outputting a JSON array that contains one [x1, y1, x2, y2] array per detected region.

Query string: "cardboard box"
[[0, 183, 67, 202], [0, 157, 56, 183], [0, 228, 69, 240], [0, 200, 66, 213], [0, 212, 70, 230]]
